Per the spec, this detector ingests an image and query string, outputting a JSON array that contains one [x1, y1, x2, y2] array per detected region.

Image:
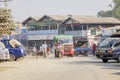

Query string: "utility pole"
[[0, 0, 15, 36]]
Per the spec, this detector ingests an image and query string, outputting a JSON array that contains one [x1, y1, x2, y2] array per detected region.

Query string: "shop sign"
[[28, 35, 55, 40], [91, 29, 96, 35], [65, 30, 87, 36]]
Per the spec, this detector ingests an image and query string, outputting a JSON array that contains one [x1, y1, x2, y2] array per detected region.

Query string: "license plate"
[[81, 51, 85, 53], [65, 52, 69, 54]]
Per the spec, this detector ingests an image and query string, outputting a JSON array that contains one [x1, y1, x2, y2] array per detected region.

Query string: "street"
[[0, 54, 120, 80]]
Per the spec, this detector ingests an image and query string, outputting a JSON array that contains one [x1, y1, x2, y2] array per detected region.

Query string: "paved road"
[[0, 54, 120, 80]]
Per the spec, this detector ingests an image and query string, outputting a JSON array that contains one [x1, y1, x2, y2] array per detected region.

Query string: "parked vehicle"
[[1, 39, 26, 61], [0, 42, 10, 61], [96, 38, 120, 63], [54, 35, 74, 58], [111, 32, 120, 37], [74, 39, 90, 56]]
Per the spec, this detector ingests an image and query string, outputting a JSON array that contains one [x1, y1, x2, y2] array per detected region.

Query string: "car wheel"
[[16, 57, 24, 61], [71, 54, 74, 57], [84, 52, 88, 56], [102, 59, 108, 63], [117, 55, 120, 63], [75, 52, 79, 56], [9, 54, 15, 61]]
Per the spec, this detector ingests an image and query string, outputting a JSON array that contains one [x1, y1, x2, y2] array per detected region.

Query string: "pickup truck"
[[74, 40, 90, 56], [1, 39, 26, 61], [54, 35, 74, 58]]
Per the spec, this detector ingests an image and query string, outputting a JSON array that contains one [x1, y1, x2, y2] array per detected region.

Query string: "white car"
[[0, 42, 10, 61]]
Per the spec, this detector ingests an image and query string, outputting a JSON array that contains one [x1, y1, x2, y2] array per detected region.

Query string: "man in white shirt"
[[41, 41, 47, 58]]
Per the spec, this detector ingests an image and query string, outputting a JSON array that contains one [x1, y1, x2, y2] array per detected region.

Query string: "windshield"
[[59, 39, 73, 44], [98, 39, 115, 48], [75, 41, 88, 47]]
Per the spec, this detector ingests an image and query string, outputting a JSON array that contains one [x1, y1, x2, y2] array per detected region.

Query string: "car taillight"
[[96, 49, 100, 53], [107, 50, 112, 53]]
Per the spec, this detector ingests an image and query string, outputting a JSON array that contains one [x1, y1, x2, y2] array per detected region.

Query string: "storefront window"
[[66, 26, 72, 31], [50, 24, 57, 30], [83, 25, 87, 30], [74, 26, 82, 31], [42, 26, 49, 30]]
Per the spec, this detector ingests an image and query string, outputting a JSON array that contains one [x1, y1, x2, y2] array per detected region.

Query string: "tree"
[[113, 0, 120, 19], [0, 8, 15, 35], [97, 0, 120, 20], [0, 0, 15, 36], [97, 10, 113, 17]]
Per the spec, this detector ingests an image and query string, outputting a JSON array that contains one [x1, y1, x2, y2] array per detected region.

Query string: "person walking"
[[32, 46, 36, 56], [41, 41, 48, 58]]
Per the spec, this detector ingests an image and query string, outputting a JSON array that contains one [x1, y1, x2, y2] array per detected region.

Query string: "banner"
[[28, 35, 55, 40]]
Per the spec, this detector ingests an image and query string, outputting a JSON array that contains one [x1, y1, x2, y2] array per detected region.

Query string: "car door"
[[0, 42, 10, 60], [112, 40, 120, 53]]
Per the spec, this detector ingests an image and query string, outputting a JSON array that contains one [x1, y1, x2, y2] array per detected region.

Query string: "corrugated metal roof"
[[22, 16, 42, 24], [106, 26, 120, 29], [48, 15, 69, 21], [30, 16, 42, 21], [71, 16, 120, 24], [22, 15, 120, 24], [99, 17, 120, 24]]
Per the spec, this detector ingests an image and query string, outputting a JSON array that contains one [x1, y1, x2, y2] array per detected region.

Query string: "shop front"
[[28, 34, 55, 50]]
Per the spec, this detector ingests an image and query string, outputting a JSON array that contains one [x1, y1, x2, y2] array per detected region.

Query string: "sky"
[[2, 0, 113, 22]]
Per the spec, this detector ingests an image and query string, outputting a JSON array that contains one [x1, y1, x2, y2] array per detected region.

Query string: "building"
[[22, 15, 120, 49], [60, 16, 120, 45]]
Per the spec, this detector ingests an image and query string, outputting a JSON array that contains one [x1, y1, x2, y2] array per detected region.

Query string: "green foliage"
[[0, 8, 15, 35], [97, 0, 120, 20], [97, 10, 113, 17]]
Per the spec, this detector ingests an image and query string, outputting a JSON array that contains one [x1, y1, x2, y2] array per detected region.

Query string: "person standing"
[[32, 46, 36, 56], [92, 43, 96, 56], [41, 41, 48, 58], [47, 46, 50, 55]]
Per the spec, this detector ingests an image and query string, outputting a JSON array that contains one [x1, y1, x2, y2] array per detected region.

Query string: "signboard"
[[21, 29, 27, 33], [28, 35, 55, 40], [91, 29, 96, 35], [65, 30, 87, 36], [10, 34, 27, 40], [28, 30, 58, 35]]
